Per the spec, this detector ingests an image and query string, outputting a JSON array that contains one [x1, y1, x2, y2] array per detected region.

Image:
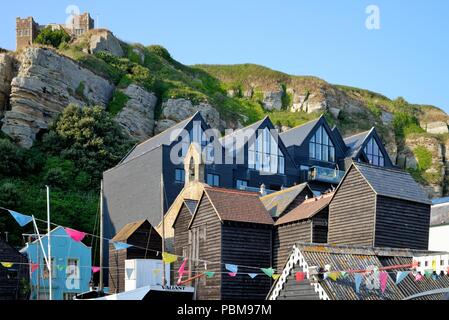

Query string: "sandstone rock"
[[160, 98, 226, 131], [1, 47, 114, 148], [0, 53, 15, 117], [422, 121, 449, 134], [381, 111, 393, 126], [262, 91, 283, 111], [114, 84, 157, 141], [154, 119, 177, 135], [88, 30, 124, 57]]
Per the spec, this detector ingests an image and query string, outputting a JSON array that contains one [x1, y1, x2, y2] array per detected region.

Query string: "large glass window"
[[248, 127, 285, 174], [236, 179, 248, 190], [207, 174, 220, 187], [309, 126, 335, 162], [175, 169, 185, 183], [363, 137, 385, 166]]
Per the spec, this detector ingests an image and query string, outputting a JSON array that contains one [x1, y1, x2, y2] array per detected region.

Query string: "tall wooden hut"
[[0, 239, 29, 300]]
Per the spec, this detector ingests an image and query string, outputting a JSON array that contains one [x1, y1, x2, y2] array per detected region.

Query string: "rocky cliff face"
[[1, 47, 114, 148], [0, 53, 15, 118]]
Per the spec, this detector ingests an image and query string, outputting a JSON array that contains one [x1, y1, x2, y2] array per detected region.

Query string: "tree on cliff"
[[34, 26, 71, 48]]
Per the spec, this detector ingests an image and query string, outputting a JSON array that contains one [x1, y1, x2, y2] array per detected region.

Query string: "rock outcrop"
[[157, 98, 226, 132], [0, 53, 15, 117], [114, 84, 157, 141], [262, 91, 283, 110], [1, 47, 114, 148], [85, 30, 124, 57], [421, 121, 449, 135]]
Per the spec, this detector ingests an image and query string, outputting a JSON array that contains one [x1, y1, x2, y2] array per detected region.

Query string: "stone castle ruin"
[[16, 13, 94, 51]]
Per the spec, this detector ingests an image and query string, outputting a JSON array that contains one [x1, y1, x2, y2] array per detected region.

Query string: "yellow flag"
[[162, 252, 178, 264], [1, 262, 13, 268], [328, 272, 339, 281], [432, 260, 437, 271], [272, 274, 280, 280]]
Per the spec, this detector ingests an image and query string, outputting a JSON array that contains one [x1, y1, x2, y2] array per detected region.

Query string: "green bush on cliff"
[[35, 26, 71, 48], [414, 146, 432, 171]]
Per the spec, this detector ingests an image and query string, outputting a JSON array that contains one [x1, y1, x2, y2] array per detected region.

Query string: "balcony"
[[308, 166, 345, 185]]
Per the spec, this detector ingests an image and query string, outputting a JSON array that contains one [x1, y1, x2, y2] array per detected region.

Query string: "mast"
[[161, 173, 166, 286], [46, 186, 52, 301], [99, 180, 104, 292]]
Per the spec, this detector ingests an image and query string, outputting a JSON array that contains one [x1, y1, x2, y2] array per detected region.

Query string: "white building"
[[429, 198, 449, 252]]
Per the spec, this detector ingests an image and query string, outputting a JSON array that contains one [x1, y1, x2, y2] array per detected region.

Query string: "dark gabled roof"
[[270, 243, 449, 300], [275, 192, 333, 226], [120, 113, 200, 164], [112, 220, 154, 242], [191, 187, 274, 226], [331, 126, 349, 154], [184, 199, 199, 214], [353, 162, 431, 205], [344, 129, 372, 158], [261, 183, 312, 218], [279, 117, 322, 148], [430, 203, 449, 227], [218, 117, 267, 146]]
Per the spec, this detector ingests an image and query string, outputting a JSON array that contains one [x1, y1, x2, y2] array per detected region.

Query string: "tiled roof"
[[275, 193, 333, 226], [279, 117, 321, 148], [431, 203, 449, 227], [354, 162, 431, 204], [203, 187, 274, 225], [112, 220, 151, 242], [260, 183, 311, 218], [344, 129, 372, 158]]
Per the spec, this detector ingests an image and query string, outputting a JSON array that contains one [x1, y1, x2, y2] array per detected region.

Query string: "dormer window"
[[309, 126, 335, 162], [364, 137, 384, 167]]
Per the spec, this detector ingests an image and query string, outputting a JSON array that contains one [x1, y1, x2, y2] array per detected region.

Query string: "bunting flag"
[[340, 271, 348, 278], [92, 267, 101, 273], [65, 228, 87, 242], [261, 267, 274, 278], [8, 210, 33, 227], [248, 273, 258, 279], [1, 262, 13, 268], [225, 264, 238, 274], [379, 272, 388, 294], [431, 273, 438, 281], [126, 268, 134, 280], [177, 258, 188, 285], [415, 273, 423, 282], [204, 271, 215, 278], [228, 272, 237, 277], [31, 263, 39, 273], [424, 270, 433, 278], [432, 260, 437, 271], [272, 274, 280, 280], [395, 271, 409, 285], [295, 272, 305, 282], [112, 242, 132, 250], [323, 272, 329, 280], [162, 252, 178, 264], [354, 273, 363, 294], [328, 272, 339, 281]]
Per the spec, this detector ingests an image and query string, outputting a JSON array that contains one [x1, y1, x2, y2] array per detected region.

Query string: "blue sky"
[[1, 1, 448, 112]]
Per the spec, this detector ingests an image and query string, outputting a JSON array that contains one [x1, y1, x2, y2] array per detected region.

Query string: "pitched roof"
[[218, 117, 267, 146], [431, 203, 449, 227], [121, 114, 196, 164], [112, 220, 152, 242], [353, 162, 431, 204], [275, 192, 333, 226], [200, 187, 274, 225], [344, 129, 372, 158], [279, 117, 321, 148], [270, 243, 449, 300], [260, 183, 311, 218]]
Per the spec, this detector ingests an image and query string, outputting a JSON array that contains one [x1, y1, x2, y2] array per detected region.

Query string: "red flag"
[[295, 272, 305, 282], [31, 263, 39, 273]]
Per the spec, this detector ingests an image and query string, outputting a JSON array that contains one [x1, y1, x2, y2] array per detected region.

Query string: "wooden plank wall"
[[221, 222, 272, 300], [312, 210, 329, 243], [173, 204, 193, 283], [0, 241, 29, 300], [328, 167, 376, 246], [375, 196, 430, 250]]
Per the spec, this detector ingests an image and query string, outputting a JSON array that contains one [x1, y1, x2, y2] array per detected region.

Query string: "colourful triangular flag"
[[248, 273, 258, 279], [112, 242, 132, 250], [261, 267, 274, 278], [1, 262, 13, 268], [92, 266, 101, 273], [272, 274, 280, 280], [424, 269, 433, 278], [379, 272, 388, 294], [323, 272, 329, 280], [328, 272, 339, 281], [8, 210, 33, 227], [177, 258, 188, 284], [162, 252, 178, 264], [204, 271, 215, 278], [228, 272, 237, 277], [31, 263, 39, 273], [431, 272, 438, 280], [395, 271, 409, 285], [354, 273, 363, 293], [340, 271, 348, 278], [295, 272, 305, 282], [225, 264, 238, 274], [126, 268, 134, 280], [65, 228, 86, 242], [415, 273, 423, 282]]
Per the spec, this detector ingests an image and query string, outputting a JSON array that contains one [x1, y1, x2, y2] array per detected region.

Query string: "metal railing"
[[308, 166, 345, 184]]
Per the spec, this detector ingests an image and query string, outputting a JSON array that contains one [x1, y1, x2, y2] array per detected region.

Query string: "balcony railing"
[[308, 166, 345, 184]]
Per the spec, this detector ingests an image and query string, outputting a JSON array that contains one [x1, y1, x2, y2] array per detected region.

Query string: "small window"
[[175, 169, 185, 183], [43, 258, 56, 279], [207, 174, 220, 187], [236, 179, 248, 190]]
